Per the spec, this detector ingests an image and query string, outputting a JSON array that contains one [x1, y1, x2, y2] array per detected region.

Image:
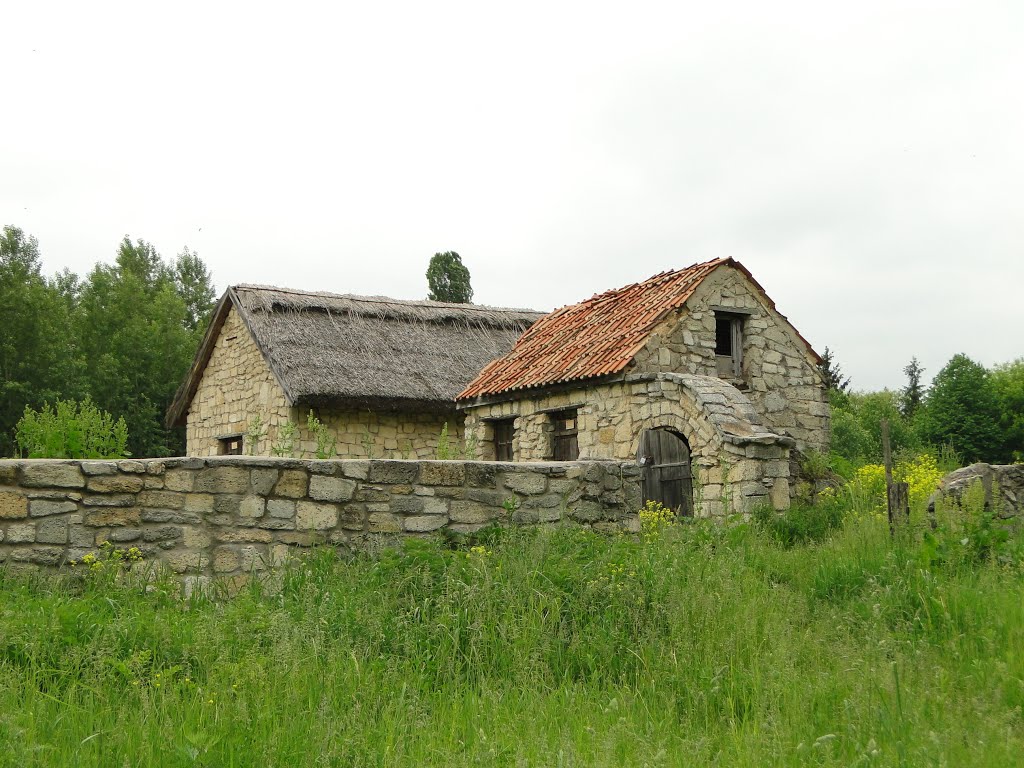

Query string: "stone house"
[[166, 285, 542, 458], [456, 258, 830, 516]]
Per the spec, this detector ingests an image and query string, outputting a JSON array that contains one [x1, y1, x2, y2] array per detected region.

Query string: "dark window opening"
[[714, 312, 744, 379], [218, 435, 243, 455], [715, 316, 734, 356], [493, 419, 515, 462], [550, 409, 579, 461]]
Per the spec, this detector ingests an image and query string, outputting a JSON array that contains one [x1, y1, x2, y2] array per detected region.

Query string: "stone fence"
[[0, 457, 642, 584]]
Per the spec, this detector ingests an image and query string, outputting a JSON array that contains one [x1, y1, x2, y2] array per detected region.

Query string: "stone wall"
[[462, 373, 793, 516], [928, 463, 1024, 524], [630, 265, 829, 452], [185, 306, 465, 459], [0, 457, 640, 585]]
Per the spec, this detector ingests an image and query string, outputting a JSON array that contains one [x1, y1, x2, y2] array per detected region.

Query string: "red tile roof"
[[458, 257, 822, 401], [457, 258, 728, 400]]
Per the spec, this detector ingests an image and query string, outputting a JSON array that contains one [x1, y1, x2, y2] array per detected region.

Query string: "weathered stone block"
[[449, 500, 495, 524], [194, 466, 249, 494], [340, 461, 370, 480], [267, 499, 296, 519], [141, 508, 201, 524], [239, 496, 266, 518], [368, 512, 402, 533], [138, 490, 185, 510], [368, 461, 419, 484], [29, 499, 78, 517], [143, 525, 183, 543], [391, 496, 424, 515], [108, 527, 142, 543], [21, 464, 85, 489], [464, 463, 498, 487], [273, 470, 308, 498], [213, 495, 243, 515], [118, 461, 146, 474], [249, 468, 279, 496], [69, 525, 94, 546], [419, 462, 466, 486], [296, 501, 338, 530], [87, 474, 145, 494], [422, 497, 449, 515], [568, 500, 604, 522], [167, 550, 208, 573], [81, 461, 118, 476], [309, 476, 357, 502], [215, 528, 273, 543], [241, 545, 268, 571], [183, 526, 212, 548], [257, 517, 295, 530], [6, 523, 36, 543], [504, 472, 547, 495], [0, 491, 27, 519], [403, 515, 446, 532], [84, 508, 141, 527], [83, 494, 135, 507], [164, 469, 195, 492], [0, 464, 17, 485], [184, 493, 215, 513], [35, 518, 68, 544], [212, 547, 240, 573]]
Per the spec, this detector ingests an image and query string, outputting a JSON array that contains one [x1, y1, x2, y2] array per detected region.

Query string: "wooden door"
[[638, 429, 693, 516]]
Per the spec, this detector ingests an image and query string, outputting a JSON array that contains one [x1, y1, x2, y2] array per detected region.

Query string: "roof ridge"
[[231, 284, 544, 315]]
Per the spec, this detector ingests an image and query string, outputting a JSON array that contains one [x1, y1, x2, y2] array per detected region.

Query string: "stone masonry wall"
[[630, 265, 830, 452], [0, 457, 640, 588], [462, 374, 792, 517], [185, 306, 465, 459]]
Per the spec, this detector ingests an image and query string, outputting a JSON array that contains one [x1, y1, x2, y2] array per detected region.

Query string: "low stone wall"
[[928, 463, 1024, 523], [0, 457, 641, 584]]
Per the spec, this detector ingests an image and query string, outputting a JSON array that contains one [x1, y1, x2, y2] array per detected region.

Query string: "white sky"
[[3, 1, 1021, 391]]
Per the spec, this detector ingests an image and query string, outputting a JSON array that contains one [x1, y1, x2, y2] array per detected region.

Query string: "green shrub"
[[14, 398, 129, 458]]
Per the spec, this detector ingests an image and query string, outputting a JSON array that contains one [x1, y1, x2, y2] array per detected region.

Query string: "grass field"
[[1, 492, 1022, 767]]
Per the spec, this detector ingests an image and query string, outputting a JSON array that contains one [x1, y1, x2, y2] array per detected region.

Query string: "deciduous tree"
[[426, 251, 473, 303]]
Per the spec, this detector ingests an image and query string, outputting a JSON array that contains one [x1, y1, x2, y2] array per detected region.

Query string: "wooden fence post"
[[881, 419, 910, 535]]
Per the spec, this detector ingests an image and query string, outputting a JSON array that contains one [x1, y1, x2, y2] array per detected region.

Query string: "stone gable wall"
[[185, 307, 464, 459], [630, 265, 829, 452], [0, 457, 640, 588]]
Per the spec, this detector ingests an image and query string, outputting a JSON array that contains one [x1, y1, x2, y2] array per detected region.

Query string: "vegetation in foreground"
[[1, 491, 1022, 767]]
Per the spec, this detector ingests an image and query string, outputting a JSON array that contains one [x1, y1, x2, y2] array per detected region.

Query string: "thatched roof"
[[167, 285, 543, 427]]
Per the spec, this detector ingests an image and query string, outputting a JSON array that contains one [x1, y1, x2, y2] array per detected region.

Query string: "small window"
[[714, 312, 744, 378], [493, 419, 515, 461], [218, 434, 243, 455], [550, 409, 579, 461]]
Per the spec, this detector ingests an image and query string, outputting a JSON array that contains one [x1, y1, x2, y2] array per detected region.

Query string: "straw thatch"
[[166, 285, 543, 426]]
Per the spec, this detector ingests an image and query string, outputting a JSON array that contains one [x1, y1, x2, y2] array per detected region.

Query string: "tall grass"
[[0, 498, 1021, 766]]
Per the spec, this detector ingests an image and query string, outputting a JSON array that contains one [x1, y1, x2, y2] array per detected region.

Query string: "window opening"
[[218, 434, 243, 455], [714, 312, 744, 379], [493, 419, 515, 461], [550, 409, 579, 461]]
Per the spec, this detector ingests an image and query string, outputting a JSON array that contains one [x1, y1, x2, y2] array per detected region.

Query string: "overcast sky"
[[3, 1, 1021, 391]]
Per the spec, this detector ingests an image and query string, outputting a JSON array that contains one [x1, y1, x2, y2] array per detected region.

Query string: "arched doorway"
[[637, 429, 693, 516]]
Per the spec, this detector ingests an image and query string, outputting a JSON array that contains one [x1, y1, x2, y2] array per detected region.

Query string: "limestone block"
[[164, 469, 196, 492], [273, 470, 308, 499], [367, 461, 419, 484], [241, 545, 268, 571], [81, 462, 118, 476], [87, 474, 145, 494], [771, 478, 790, 511], [403, 515, 447, 532], [35, 518, 68, 544], [309, 476, 357, 502], [569, 500, 605, 522], [0, 491, 28, 519], [368, 512, 402, 533], [0, 464, 17, 485], [215, 528, 274, 543], [212, 547, 241, 573], [194, 466, 250, 494], [250, 468, 279, 496], [118, 461, 146, 474], [29, 499, 78, 517], [184, 494, 215, 513], [240, 496, 266, 518], [419, 462, 466, 486], [449, 500, 495, 524], [138, 490, 185, 510], [423, 497, 449, 515], [296, 501, 338, 530], [84, 508, 141, 527], [183, 526, 212, 548], [267, 499, 296, 519], [504, 473, 547, 496], [83, 494, 135, 507], [340, 461, 370, 480], [6, 523, 35, 543], [213, 495, 243, 515], [108, 528, 142, 543], [21, 464, 85, 489]]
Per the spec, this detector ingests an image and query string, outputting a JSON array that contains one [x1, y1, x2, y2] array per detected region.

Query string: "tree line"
[[819, 347, 1023, 473], [0, 225, 215, 458]]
